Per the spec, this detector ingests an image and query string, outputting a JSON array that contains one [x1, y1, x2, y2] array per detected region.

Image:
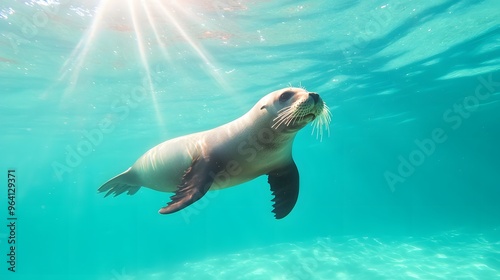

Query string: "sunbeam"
[[128, 0, 165, 130], [56, 0, 232, 126], [58, 0, 111, 97], [140, 0, 172, 64], [155, 0, 230, 92]]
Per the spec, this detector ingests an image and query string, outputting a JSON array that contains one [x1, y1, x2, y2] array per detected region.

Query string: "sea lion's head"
[[260, 87, 331, 139]]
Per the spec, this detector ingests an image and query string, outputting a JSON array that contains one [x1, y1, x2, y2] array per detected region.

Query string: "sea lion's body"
[[99, 87, 330, 219]]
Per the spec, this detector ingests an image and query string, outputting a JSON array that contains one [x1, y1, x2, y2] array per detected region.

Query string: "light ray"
[[58, 0, 111, 97], [140, 0, 172, 64], [54, 0, 234, 130], [128, 0, 165, 130], [155, 0, 230, 91]]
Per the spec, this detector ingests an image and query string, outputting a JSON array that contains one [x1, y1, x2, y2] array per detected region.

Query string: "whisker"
[[276, 105, 292, 114], [276, 110, 296, 128], [285, 109, 299, 126], [273, 106, 292, 119], [311, 102, 332, 141], [272, 106, 296, 129], [274, 99, 332, 136]]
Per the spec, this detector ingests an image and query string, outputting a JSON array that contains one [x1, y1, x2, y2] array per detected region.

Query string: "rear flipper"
[[98, 168, 141, 197]]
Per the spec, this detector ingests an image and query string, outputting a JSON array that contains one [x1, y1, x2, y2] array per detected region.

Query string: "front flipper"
[[159, 157, 216, 214], [268, 161, 299, 219]]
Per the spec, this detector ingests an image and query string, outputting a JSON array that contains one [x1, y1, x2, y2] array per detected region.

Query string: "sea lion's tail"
[[98, 168, 141, 197]]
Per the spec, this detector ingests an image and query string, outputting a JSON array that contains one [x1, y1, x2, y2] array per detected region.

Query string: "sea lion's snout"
[[271, 87, 330, 136], [309, 92, 319, 104]]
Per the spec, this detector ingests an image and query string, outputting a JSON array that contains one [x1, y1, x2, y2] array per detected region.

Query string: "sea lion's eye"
[[279, 91, 294, 102]]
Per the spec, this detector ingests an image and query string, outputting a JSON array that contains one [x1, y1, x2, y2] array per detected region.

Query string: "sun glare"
[[58, 0, 233, 123], [59, 0, 111, 93], [127, 0, 163, 127]]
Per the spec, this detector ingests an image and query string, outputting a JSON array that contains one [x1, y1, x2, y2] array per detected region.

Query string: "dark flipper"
[[159, 157, 216, 214], [268, 161, 299, 219]]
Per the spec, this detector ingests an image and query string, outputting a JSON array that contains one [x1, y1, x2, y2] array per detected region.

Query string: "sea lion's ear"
[[260, 105, 266, 110]]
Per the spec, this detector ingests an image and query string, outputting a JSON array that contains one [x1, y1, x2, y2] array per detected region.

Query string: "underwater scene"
[[1, 0, 499, 279]]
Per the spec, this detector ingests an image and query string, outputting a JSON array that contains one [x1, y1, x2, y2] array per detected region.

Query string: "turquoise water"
[[1, 0, 500, 279]]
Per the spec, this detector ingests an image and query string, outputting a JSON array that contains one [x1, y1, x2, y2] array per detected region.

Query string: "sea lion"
[[98, 87, 331, 219]]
